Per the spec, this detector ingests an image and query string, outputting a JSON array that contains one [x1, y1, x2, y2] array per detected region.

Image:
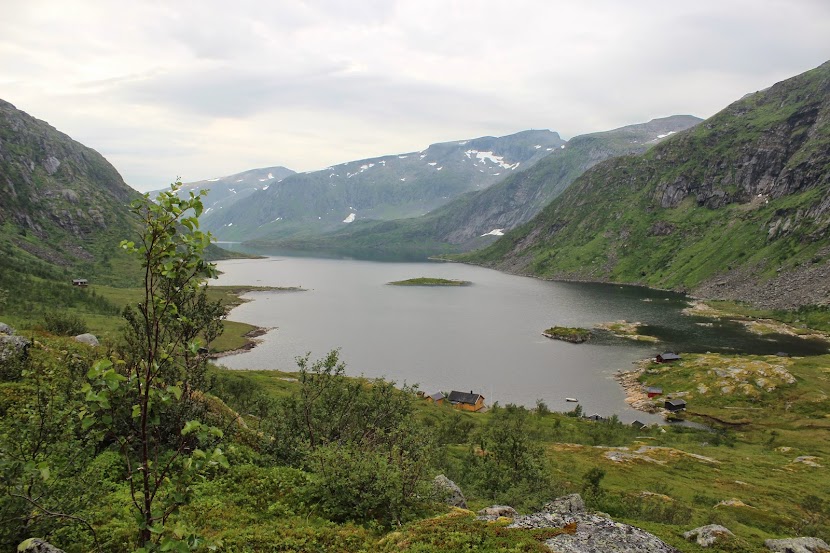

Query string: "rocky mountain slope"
[[203, 130, 565, 241], [0, 99, 143, 286], [151, 165, 295, 217], [252, 116, 701, 258], [460, 61, 830, 309]]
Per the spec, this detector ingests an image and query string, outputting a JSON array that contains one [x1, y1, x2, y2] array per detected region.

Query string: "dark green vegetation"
[[388, 277, 471, 286], [542, 326, 591, 343], [459, 61, 830, 309], [242, 116, 700, 259]]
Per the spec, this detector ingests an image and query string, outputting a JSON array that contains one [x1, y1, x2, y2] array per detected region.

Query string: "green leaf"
[[182, 420, 201, 435]]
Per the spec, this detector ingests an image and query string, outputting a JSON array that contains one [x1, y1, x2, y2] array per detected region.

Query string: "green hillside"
[[459, 61, 830, 309]]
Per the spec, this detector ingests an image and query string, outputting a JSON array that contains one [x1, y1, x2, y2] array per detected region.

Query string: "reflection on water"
[[213, 255, 828, 423]]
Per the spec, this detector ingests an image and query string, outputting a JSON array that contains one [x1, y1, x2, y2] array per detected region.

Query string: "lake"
[[213, 256, 828, 422]]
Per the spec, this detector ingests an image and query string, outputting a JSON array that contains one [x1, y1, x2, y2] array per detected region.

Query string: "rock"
[[0, 334, 31, 362], [683, 525, 735, 547], [765, 537, 830, 553], [17, 538, 66, 553], [507, 494, 679, 552], [477, 505, 518, 520], [543, 493, 585, 514], [0, 322, 14, 335], [74, 333, 99, 347], [433, 474, 466, 509]]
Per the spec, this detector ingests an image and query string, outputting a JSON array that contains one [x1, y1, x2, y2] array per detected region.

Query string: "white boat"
[[565, 397, 579, 402]]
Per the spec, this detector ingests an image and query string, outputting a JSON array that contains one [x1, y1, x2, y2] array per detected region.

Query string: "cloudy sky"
[[2, 1, 829, 191]]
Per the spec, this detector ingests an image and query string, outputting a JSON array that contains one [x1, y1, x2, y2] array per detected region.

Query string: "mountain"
[[248, 116, 702, 258], [0, 99, 143, 287], [202, 130, 565, 241], [151, 165, 295, 216], [460, 61, 830, 309]]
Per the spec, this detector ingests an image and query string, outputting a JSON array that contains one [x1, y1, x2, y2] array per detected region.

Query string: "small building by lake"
[[72, 278, 88, 287], [665, 398, 687, 412], [646, 386, 663, 398], [448, 390, 485, 412], [427, 392, 446, 405], [656, 352, 681, 363]]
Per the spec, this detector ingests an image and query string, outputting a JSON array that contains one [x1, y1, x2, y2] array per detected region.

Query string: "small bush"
[[41, 311, 87, 336]]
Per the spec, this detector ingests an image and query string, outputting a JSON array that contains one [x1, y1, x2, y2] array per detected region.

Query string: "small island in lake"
[[542, 326, 592, 343], [388, 277, 471, 286]]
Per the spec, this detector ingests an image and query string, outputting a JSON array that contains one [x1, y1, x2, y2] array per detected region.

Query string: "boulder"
[[544, 493, 585, 515], [74, 333, 99, 347], [0, 322, 15, 335], [433, 474, 466, 509], [477, 505, 518, 520], [507, 493, 679, 553], [17, 538, 66, 553], [683, 525, 735, 547], [0, 334, 30, 362], [765, 537, 830, 553]]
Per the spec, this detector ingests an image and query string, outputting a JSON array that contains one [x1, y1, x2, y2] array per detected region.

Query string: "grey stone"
[[17, 538, 66, 553], [683, 524, 735, 547], [506, 494, 679, 553], [543, 493, 585, 514], [476, 505, 518, 519], [74, 333, 99, 347], [0, 322, 14, 335], [433, 474, 466, 509], [0, 335, 30, 362], [765, 537, 830, 553]]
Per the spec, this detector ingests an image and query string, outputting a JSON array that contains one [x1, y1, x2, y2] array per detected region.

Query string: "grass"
[[388, 277, 472, 286]]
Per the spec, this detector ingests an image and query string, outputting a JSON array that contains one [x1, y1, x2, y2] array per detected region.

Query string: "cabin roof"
[[658, 353, 681, 361], [429, 392, 446, 401], [448, 390, 483, 405], [665, 398, 687, 407], [646, 386, 663, 393]]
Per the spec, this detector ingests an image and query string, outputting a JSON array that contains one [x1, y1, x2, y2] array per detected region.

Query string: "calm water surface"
[[214, 256, 827, 422]]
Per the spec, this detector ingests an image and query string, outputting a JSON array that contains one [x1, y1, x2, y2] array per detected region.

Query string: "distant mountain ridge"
[[151, 165, 295, 216], [202, 130, 565, 241], [243, 116, 702, 258], [460, 61, 830, 309]]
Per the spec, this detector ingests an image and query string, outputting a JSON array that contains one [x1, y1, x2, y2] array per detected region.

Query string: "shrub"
[[41, 311, 87, 336]]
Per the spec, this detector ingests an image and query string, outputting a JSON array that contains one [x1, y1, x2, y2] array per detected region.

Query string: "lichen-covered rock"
[[477, 505, 518, 520], [683, 524, 735, 547], [433, 474, 466, 508], [0, 334, 31, 362], [17, 538, 66, 553], [507, 494, 679, 553], [765, 537, 830, 553], [74, 333, 99, 347], [0, 322, 15, 335], [544, 493, 585, 514]]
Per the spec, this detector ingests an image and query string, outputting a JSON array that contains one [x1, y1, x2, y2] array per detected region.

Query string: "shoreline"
[[210, 326, 273, 359], [613, 360, 662, 416]]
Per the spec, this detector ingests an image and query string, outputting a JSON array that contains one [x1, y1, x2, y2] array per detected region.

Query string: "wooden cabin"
[[427, 392, 446, 405], [72, 278, 89, 287], [646, 386, 663, 398], [656, 352, 681, 363], [631, 420, 647, 430], [665, 398, 687, 412], [447, 390, 485, 412]]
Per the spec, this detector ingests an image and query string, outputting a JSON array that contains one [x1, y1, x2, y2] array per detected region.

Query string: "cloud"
[[1, 0, 829, 190]]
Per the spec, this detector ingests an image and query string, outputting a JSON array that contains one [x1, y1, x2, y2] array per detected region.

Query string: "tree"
[[82, 182, 227, 551]]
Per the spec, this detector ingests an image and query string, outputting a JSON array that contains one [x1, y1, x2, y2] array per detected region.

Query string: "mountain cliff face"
[[461, 61, 830, 309], [0, 99, 142, 284], [203, 130, 565, 241]]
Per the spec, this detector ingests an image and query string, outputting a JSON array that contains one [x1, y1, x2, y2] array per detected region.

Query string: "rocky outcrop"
[[17, 538, 66, 553], [477, 505, 518, 520], [765, 537, 830, 553], [683, 525, 735, 547], [506, 494, 679, 553], [433, 474, 466, 509]]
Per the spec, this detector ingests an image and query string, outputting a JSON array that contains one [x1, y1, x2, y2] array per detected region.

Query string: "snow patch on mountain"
[[481, 228, 505, 237], [343, 213, 356, 223]]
